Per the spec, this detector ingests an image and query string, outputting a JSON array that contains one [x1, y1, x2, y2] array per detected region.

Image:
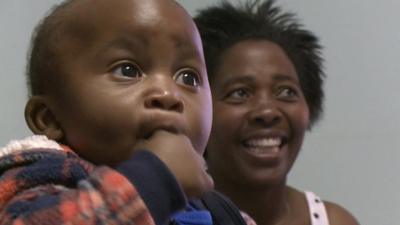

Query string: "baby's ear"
[[25, 96, 64, 141]]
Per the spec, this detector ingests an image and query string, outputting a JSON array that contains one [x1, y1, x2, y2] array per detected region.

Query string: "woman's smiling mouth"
[[240, 133, 288, 163], [243, 137, 281, 155]]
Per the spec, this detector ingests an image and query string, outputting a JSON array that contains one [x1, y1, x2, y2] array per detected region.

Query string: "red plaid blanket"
[[0, 136, 154, 225]]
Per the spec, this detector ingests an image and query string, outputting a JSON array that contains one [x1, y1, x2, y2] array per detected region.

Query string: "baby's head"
[[25, 0, 212, 166]]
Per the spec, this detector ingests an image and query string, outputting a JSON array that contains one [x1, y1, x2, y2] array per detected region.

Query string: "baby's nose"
[[145, 90, 184, 113]]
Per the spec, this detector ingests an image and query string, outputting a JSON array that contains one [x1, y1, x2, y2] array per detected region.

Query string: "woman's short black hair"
[[194, 0, 325, 127]]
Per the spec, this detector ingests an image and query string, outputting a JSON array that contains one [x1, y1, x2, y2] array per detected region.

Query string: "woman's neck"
[[215, 179, 292, 225]]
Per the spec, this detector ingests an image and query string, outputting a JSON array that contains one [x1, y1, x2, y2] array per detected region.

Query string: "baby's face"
[[49, 0, 212, 165]]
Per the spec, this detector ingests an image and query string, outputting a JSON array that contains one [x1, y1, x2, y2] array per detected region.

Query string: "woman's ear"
[[24, 96, 64, 141]]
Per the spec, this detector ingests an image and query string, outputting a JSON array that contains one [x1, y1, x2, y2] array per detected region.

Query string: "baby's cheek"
[[189, 116, 210, 155]]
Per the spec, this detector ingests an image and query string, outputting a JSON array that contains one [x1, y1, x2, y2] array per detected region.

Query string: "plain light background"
[[1, 1, 399, 224]]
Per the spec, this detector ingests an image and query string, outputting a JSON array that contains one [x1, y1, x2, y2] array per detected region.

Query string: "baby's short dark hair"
[[194, 0, 325, 127], [26, 0, 74, 96]]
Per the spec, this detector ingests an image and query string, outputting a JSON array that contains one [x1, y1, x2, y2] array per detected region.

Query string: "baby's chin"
[[79, 146, 135, 167]]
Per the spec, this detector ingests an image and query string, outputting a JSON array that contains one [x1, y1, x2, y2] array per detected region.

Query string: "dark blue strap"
[[171, 204, 213, 225]]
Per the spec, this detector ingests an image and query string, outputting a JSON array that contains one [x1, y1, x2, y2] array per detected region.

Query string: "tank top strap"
[[304, 191, 330, 225]]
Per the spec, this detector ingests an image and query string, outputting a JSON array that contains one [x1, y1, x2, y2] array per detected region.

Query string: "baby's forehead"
[[57, 0, 194, 41], [58, 0, 197, 46], [62, 0, 188, 22], [45, 0, 203, 71]]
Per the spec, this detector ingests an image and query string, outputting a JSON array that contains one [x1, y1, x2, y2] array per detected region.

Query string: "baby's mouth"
[[144, 125, 180, 139]]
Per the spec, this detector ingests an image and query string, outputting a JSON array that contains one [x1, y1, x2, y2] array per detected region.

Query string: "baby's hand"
[[135, 130, 214, 199]]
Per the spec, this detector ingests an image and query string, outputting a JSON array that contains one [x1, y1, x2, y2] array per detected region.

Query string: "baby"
[[0, 0, 246, 224]]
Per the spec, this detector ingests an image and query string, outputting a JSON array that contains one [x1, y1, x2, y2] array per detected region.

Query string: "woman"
[[195, 0, 359, 224]]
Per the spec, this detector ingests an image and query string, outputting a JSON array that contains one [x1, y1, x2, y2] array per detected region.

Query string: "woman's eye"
[[277, 87, 298, 99], [226, 88, 250, 100], [111, 63, 142, 78], [174, 70, 200, 87]]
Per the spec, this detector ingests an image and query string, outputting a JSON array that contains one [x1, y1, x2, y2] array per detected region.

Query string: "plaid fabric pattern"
[[0, 138, 155, 225]]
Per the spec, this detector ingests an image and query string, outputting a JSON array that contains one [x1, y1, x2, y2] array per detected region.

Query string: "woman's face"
[[207, 40, 310, 188]]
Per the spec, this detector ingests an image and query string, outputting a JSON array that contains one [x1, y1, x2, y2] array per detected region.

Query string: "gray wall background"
[[1, 1, 399, 224]]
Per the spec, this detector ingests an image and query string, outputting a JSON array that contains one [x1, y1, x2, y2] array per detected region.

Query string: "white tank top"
[[305, 191, 329, 225], [240, 191, 330, 225]]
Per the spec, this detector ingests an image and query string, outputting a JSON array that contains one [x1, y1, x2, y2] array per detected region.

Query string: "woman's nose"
[[247, 103, 281, 127]]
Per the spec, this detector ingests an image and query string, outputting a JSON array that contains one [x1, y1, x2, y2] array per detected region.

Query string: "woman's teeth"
[[244, 138, 281, 148], [244, 138, 282, 155]]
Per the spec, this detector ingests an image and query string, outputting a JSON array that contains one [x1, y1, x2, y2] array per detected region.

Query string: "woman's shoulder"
[[291, 188, 360, 225], [323, 200, 360, 225]]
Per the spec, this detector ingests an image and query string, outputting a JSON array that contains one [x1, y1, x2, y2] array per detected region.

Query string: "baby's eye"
[[111, 63, 142, 78], [174, 70, 200, 87]]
